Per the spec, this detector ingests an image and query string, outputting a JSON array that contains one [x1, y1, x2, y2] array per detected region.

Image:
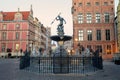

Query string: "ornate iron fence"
[[21, 56, 102, 74]]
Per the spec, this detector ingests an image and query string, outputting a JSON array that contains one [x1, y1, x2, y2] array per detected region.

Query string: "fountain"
[[50, 14, 72, 73], [19, 14, 98, 74]]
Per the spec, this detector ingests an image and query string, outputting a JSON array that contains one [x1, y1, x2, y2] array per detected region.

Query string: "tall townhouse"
[[40, 25, 51, 52], [46, 27, 51, 52], [0, 6, 51, 57], [72, 0, 116, 59], [0, 6, 35, 56], [33, 17, 41, 50]]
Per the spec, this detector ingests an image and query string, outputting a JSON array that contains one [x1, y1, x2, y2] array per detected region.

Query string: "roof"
[[1, 11, 30, 21]]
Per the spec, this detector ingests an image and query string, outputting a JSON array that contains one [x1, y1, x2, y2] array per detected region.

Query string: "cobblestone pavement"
[[0, 58, 120, 80]]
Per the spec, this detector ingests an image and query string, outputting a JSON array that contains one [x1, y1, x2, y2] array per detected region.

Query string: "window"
[[104, 13, 110, 23], [106, 45, 111, 54], [1, 43, 6, 52], [3, 24, 7, 30], [104, 2, 108, 5], [87, 30, 92, 41], [106, 29, 110, 40], [2, 32, 6, 40], [96, 45, 102, 53], [74, 3, 76, 5], [111, 1, 113, 4], [86, 13, 92, 23], [96, 30, 101, 40], [74, 9, 76, 12], [87, 2, 91, 6], [15, 44, 19, 51], [78, 13, 83, 23], [16, 24, 20, 29], [78, 30, 83, 41], [79, 3, 82, 6], [16, 32, 20, 40], [95, 2, 99, 6], [96, 13, 101, 23]]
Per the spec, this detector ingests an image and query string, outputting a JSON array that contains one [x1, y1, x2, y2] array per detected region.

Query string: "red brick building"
[[117, 1, 120, 52], [72, 0, 116, 59]]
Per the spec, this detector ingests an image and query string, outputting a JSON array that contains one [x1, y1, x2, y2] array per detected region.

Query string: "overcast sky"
[[0, 0, 119, 36]]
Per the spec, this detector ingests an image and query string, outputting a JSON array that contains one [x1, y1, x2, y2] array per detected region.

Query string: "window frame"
[[104, 13, 110, 23], [2, 24, 7, 30], [87, 2, 91, 6], [95, 2, 99, 6], [104, 2, 108, 6], [96, 30, 101, 40], [78, 30, 84, 41], [16, 32, 20, 40], [1, 43, 6, 52], [106, 45, 111, 54], [87, 30, 92, 41], [2, 32, 7, 40], [78, 13, 83, 23], [96, 13, 101, 23], [79, 2, 82, 6], [106, 29, 110, 40], [86, 13, 92, 23]]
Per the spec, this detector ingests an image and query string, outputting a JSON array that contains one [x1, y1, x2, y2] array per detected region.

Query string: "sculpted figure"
[[55, 15, 66, 33]]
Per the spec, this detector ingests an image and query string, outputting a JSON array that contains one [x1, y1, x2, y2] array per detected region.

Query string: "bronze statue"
[[51, 13, 66, 37], [55, 15, 66, 33]]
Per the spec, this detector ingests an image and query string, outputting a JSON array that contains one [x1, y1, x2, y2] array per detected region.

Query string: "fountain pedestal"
[[50, 35, 72, 74]]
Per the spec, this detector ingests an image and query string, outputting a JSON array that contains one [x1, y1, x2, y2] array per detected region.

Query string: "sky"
[[0, 0, 119, 36]]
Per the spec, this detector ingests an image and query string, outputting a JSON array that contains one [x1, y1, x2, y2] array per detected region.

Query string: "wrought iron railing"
[[20, 56, 103, 74]]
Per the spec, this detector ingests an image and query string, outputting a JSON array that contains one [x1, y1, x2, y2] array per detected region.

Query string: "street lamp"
[[75, 38, 78, 42], [75, 38, 80, 45], [75, 38, 80, 48]]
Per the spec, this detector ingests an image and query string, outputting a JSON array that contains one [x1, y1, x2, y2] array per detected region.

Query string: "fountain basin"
[[50, 35, 72, 42]]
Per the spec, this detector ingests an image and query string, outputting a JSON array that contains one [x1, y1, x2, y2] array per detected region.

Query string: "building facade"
[[0, 6, 51, 57], [117, 0, 120, 52], [46, 27, 51, 52], [40, 26, 51, 55], [72, 0, 116, 59]]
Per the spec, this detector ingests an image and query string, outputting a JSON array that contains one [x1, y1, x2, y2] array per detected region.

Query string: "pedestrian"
[[92, 48, 103, 69], [20, 49, 23, 56], [49, 49, 52, 56], [39, 48, 42, 56]]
